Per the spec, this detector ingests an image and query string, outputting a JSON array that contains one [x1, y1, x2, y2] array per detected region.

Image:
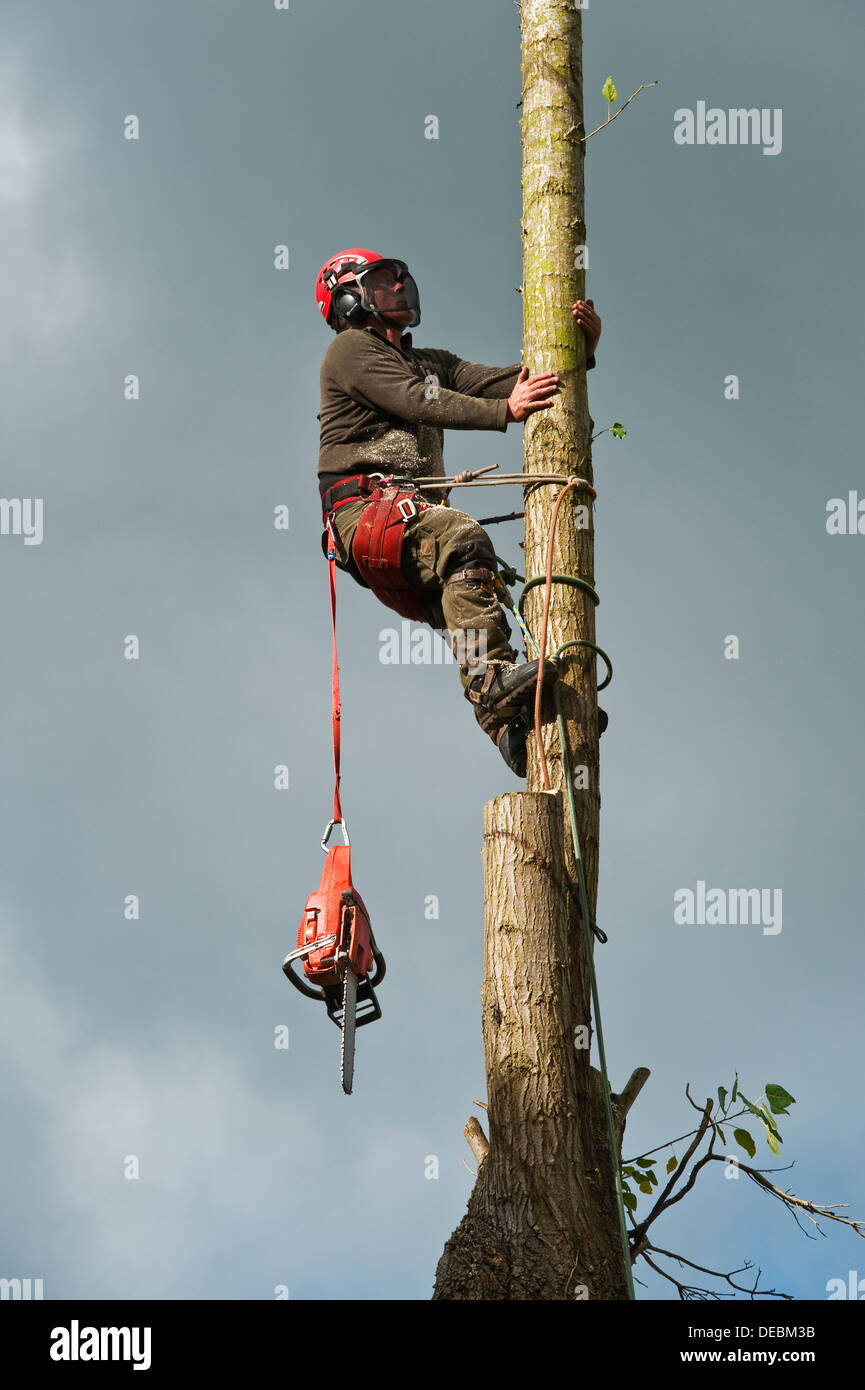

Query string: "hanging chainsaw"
[[282, 519, 385, 1094]]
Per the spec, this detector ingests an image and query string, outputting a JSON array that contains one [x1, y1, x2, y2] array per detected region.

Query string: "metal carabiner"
[[321, 818, 351, 852]]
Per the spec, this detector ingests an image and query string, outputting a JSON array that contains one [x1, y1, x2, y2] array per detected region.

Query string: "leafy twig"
[[581, 82, 659, 143]]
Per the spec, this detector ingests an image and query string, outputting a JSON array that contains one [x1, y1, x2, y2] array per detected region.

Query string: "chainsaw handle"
[[339, 891, 386, 988], [282, 956, 329, 1002], [284, 942, 385, 996], [368, 944, 386, 988]]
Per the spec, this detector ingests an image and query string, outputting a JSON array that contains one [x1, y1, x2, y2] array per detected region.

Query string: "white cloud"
[[0, 103, 42, 204], [0, 916, 325, 1292], [0, 46, 101, 365]]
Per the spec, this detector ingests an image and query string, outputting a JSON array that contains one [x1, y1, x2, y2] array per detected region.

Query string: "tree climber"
[[315, 249, 602, 776]]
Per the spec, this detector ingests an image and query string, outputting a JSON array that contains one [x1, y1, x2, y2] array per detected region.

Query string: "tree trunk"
[[433, 0, 638, 1301], [433, 794, 632, 1299]]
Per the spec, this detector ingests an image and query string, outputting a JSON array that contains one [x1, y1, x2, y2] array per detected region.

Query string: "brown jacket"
[[317, 323, 595, 498]]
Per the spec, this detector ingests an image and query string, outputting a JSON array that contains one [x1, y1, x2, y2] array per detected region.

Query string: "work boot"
[[466, 658, 559, 720], [496, 709, 532, 777], [496, 706, 608, 779]]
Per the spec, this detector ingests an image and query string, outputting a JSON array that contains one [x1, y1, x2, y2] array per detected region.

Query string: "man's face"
[[358, 262, 418, 326]]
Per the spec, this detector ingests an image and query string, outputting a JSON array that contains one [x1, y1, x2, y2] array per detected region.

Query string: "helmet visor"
[[355, 259, 420, 327]]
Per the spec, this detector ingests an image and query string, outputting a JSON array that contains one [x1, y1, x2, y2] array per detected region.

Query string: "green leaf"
[[758, 1104, 781, 1140], [733, 1127, 756, 1158], [763, 1123, 780, 1157], [737, 1091, 765, 1123], [635, 1156, 656, 1168], [638, 1182, 653, 1195], [622, 1166, 639, 1180], [609, 422, 627, 439], [666, 1154, 677, 1173], [731, 1074, 739, 1103], [765, 1084, 796, 1115], [601, 76, 619, 104], [718, 1086, 728, 1114], [716, 1125, 727, 1145], [622, 1189, 638, 1211]]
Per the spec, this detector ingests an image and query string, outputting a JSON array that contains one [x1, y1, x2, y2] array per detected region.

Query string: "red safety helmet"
[[315, 248, 420, 329]]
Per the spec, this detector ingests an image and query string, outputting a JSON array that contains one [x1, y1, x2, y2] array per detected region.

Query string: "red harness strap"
[[351, 483, 439, 622], [324, 520, 344, 838]]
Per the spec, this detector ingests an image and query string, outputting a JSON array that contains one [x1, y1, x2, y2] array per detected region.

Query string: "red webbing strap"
[[365, 486, 396, 571], [326, 523, 343, 827]]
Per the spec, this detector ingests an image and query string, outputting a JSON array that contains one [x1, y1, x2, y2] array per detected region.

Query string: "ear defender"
[[331, 285, 367, 324]]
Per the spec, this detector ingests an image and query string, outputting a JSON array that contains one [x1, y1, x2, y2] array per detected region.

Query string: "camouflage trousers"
[[326, 498, 520, 746]]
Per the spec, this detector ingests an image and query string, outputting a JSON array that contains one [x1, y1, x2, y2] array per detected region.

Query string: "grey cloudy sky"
[[1, 0, 862, 1301]]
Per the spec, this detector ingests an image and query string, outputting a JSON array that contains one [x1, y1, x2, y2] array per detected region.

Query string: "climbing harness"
[[351, 480, 439, 621], [321, 472, 441, 622], [282, 516, 385, 1095]]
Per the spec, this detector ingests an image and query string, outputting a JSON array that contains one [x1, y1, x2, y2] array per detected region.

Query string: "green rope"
[[495, 561, 636, 1301], [552, 638, 614, 693], [553, 678, 635, 1302], [519, 572, 600, 612]]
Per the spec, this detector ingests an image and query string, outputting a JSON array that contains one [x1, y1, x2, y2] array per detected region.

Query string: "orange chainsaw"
[[282, 522, 385, 1094], [283, 827, 385, 1094]]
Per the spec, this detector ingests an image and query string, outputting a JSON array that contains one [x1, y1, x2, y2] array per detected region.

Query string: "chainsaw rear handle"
[[282, 956, 330, 1002], [282, 942, 386, 1000], [368, 943, 386, 989], [338, 889, 386, 988]]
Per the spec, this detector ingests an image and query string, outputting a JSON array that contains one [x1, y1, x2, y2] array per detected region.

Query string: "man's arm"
[[332, 331, 510, 432], [447, 298, 601, 391], [447, 347, 595, 402], [445, 356, 523, 399]]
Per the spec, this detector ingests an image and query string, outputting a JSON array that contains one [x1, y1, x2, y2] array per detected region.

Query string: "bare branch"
[[641, 1250, 724, 1301], [610, 1066, 651, 1151], [641, 1247, 791, 1301], [630, 1097, 714, 1246], [646, 1244, 790, 1298], [702, 1155, 865, 1239], [685, 1082, 709, 1115], [614, 1067, 651, 1119], [465, 1116, 490, 1166], [476, 510, 526, 527]]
